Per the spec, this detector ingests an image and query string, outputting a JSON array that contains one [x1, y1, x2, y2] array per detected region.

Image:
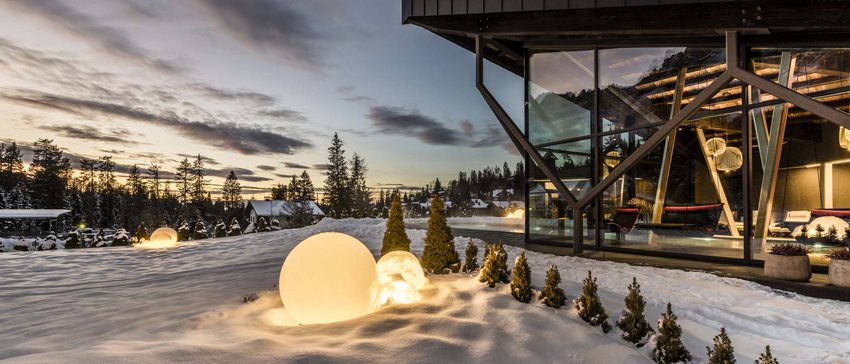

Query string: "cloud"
[[255, 165, 275, 171], [2, 90, 313, 155], [176, 153, 219, 165], [192, 0, 327, 70], [343, 95, 374, 103], [367, 106, 463, 146], [311, 164, 330, 170], [205, 167, 270, 183], [336, 85, 355, 93], [283, 162, 309, 169], [5, 0, 180, 72], [257, 108, 308, 122], [188, 83, 275, 105], [36, 124, 140, 145], [274, 173, 296, 179]]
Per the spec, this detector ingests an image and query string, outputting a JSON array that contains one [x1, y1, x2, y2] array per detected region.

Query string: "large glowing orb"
[[136, 227, 179, 249], [375, 251, 427, 305], [279, 232, 379, 325]]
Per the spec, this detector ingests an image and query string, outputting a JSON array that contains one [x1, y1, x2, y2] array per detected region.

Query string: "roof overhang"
[[0, 209, 70, 219]]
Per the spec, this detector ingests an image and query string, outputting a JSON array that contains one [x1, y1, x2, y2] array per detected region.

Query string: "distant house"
[[244, 200, 324, 228], [0, 209, 70, 236], [489, 201, 525, 216], [490, 189, 515, 200]]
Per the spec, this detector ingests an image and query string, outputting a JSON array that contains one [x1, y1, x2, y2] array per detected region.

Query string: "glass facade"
[[526, 44, 850, 266]]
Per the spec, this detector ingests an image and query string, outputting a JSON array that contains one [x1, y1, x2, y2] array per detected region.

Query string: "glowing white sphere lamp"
[[705, 137, 727, 157], [715, 146, 743, 172], [375, 251, 427, 305], [136, 227, 179, 249], [279, 232, 379, 325]]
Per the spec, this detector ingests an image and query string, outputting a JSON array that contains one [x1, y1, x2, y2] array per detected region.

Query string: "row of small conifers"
[[461, 241, 779, 364]]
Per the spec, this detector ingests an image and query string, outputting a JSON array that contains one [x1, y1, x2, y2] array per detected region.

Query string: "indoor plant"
[[826, 247, 850, 287], [764, 243, 812, 282]]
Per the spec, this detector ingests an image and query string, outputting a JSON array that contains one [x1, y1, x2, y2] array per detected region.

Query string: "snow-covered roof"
[[247, 200, 324, 217], [419, 200, 453, 209], [470, 199, 489, 209], [0, 209, 70, 219], [490, 189, 514, 197]]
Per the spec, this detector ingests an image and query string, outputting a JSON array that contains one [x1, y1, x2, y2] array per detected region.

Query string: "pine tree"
[[0, 142, 25, 191], [618, 277, 655, 346], [420, 196, 460, 274], [113, 228, 130, 246], [256, 216, 270, 232], [290, 200, 314, 228], [755, 346, 779, 364], [478, 243, 510, 287], [222, 170, 242, 219], [461, 239, 479, 273], [381, 193, 410, 256], [94, 229, 107, 247], [214, 219, 227, 237], [29, 139, 71, 209], [510, 251, 533, 303], [227, 217, 242, 236], [575, 270, 611, 333], [706, 327, 735, 364], [177, 219, 190, 241], [133, 222, 149, 244], [323, 133, 350, 218], [539, 265, 567, 309], [174, 158, 193, 205], [653, 303, 691, 364], [65, 229, 81, 249], [270, 217, 281, 230], [349, 153, 371, 218], [193, 220, 208, 240]]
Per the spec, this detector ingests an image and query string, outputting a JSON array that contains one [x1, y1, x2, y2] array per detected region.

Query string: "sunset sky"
[[0, 0, 523, 197]]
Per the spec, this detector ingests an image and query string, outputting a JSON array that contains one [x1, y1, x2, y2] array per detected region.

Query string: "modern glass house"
[[403, 0, 850, 272]]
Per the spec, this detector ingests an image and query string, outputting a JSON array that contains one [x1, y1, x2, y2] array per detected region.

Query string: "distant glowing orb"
[[506, 209, 525, 219], [279, 232, 379, 325], [136, 227, 179, 249]]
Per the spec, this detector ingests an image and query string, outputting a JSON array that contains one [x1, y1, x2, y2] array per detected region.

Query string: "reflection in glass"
[[750, 48, 850, 99], [599, 47, 730, 132], [528, 50, 594, 144]]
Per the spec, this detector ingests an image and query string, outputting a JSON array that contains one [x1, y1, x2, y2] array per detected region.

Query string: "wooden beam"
[[696, 128, 740, 237], [753, 53, 796, 244], [652, 67, 687, 223]]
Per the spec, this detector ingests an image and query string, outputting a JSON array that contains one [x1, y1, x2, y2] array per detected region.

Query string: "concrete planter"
[[764, 254, 811, 282], [828, 259, 850, 287]]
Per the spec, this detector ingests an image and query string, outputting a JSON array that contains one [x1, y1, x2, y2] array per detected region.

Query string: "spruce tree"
[[420, 196, 460, 274], [256, 217, 270, 232], [193, 220, 209, 240], [65, 229, 81, 249], [290, 201, 314, 228], [177, 219, 190, 241], [706, 327, 735, 364], [323, 132, 350, 218], [618, 277, 655, 346], [653, 302, 691, 364], [510, 251, 533, 303], [478, 243, 510, 287], [381, 193, 410, 256], [755, 346, 779, 364], [539, 265, 566, 309], [133, 222, 149, 244], [227, 217, 242, 236], [575, 270, 611, 333], [113, 228, 130, 246], [222, 170, 242, 217], [29, 139, 71, 209], [461, 239, 479, 273], [213, 219, 227, 237]]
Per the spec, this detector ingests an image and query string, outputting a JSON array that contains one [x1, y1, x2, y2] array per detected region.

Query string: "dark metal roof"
[[403, 0, 753, 20]]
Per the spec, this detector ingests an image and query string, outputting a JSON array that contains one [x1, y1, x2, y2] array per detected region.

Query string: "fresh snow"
[[0, 218, 848, 363]]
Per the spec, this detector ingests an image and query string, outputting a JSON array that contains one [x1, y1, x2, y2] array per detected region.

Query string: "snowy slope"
[[1, 218, 848, 363]]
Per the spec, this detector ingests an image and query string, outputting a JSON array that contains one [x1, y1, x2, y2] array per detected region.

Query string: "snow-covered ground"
[[1, 218, 848, 363]]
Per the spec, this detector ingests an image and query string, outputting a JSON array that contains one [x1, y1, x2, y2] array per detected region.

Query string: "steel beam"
[[695, 128, 741, 237], [474, 35, 578, 209]]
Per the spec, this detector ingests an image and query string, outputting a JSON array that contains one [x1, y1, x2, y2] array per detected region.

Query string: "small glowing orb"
[[136, 227, 179, 249], [377, 251, 427, 289], [375, 251, 427, 306], [279, 232, 378, 325], [506, 209, 525, 219]]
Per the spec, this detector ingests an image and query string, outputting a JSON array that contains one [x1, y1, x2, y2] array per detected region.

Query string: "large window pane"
[[750, 48, 850, 98], [599, 47, 730, 133], [601, 113, 745, 259], [528, 50, 594, 144], [530, 139, 592, 199]]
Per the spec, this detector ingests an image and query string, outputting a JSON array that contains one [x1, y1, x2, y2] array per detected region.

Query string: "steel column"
[[652, 67, 687, 223]]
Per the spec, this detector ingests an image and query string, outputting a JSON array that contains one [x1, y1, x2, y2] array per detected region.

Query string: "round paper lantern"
[[279, 232, 379, 325], [705, 137, 727, 157], [715, 146, 743, 172], [840, 127, 850, 149], [603, 151, 621, 169]]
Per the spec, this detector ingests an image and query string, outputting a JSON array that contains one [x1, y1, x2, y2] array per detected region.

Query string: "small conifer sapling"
[[478, 243, 509, 287], [706, 327, 735, 364], [462, 239, 479, 273], [575, 270, 611, 333], [652, 302, 691, 364], [618, 277, 655, 347], [227, 217, 242, 236], [381, 193, 411, 256], [538, 265, 566, 309], [510, 252, 533, 303], [420, 196, 460, 274], [193, 221, 208, 240], [755, 345, 779, 364]]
